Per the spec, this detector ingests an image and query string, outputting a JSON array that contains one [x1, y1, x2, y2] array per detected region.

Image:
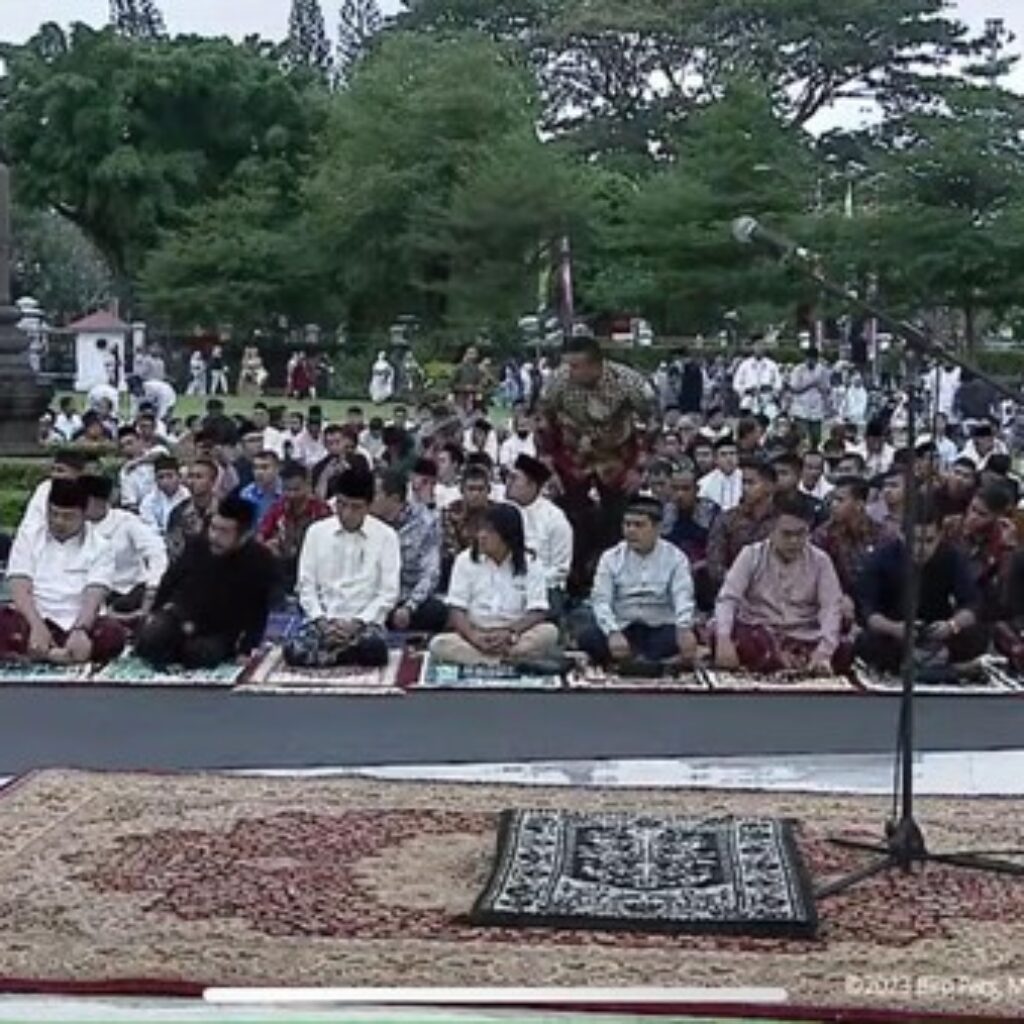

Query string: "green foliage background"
[[3, 0, 1024, 354]]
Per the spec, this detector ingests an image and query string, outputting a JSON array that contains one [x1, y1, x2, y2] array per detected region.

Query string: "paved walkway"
[[1, 688, 1021, 774]]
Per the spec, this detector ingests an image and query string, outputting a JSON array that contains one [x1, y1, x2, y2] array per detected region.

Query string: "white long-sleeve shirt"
[[732, 356, 782, 408], [90, 509, 168, 595], [7, 521, 115, 630], [512, 495, 573, 590], [698, 468, 742, 511], [446, 549, 548, 629], [499, 432, 538, 469], [591, 540, 695, 636], [139, 486, 191, 536], [297, 514, 400, 625]]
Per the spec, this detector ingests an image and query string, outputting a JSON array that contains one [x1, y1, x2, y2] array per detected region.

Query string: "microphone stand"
[[764, 252, 1024, 898]]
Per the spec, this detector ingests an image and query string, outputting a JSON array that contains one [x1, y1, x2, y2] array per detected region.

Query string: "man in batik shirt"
[[538, 333, 658, 588], [812, 475, 890, 621], [943, 482, 1017, 623], [706, 459, 777, 590], [259, 461, 331, 591], [440, 464, 495, 586]]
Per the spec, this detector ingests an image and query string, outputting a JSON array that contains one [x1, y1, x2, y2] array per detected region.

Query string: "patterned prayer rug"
[[415, 652, 564, 691], [471, 810, 817, 939], [699, 668, 861, 695], [235, 646, 404, 696], [1, 770, 1024, 1019], [567, 663, 710, 692], [0, 660, 95, 685], [853, 659, 1022, 696], [92, 651, 246, 688]]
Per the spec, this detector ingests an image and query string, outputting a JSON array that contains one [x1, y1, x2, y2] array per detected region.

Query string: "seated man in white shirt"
[[285, 467, 400, 668], [498, 402, 537, 470], [697, 436, 742, 511], [577, 495, 697, 669], [139, 456, 191, 536], [81, 475, 168, 618], [434, 443, 464, 511], [504, 454, 573, 609], [429, 504, 560, 667], [21, 449, 100, 535], [117, 424, 168, 512], [0, 479, 126, 664]]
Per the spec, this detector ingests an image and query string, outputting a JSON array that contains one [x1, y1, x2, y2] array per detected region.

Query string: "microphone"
[[731, 216, 815, 261]]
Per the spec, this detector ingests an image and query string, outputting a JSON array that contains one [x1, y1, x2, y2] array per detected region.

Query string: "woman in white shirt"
[[430, 504, 560, 668]]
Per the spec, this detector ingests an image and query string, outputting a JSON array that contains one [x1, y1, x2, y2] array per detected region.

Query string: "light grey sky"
[[3, 0, 1022, 116]]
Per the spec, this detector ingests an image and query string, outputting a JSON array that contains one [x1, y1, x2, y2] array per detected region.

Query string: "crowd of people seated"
[[5, 336, 1024, 684]]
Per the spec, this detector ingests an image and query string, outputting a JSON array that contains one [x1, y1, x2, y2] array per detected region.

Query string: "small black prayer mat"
[[471, 810, 818, 939]]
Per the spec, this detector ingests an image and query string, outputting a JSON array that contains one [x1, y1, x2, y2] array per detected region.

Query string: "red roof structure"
[[65, 310, 130, 332]]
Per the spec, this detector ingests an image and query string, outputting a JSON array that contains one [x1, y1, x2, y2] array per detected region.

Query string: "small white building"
[[67, 310, 130, 392]]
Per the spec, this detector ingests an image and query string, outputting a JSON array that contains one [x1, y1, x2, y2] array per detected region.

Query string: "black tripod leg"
[[928, 851, 1024, 876], [815, 855, 896, 899], [829, 838, 890, 855]]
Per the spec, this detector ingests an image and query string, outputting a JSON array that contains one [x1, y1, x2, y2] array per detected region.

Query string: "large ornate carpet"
[[0, 771, 1023, 1021]]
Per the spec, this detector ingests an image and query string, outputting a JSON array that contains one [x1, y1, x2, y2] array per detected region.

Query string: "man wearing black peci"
[[134, 495, 279, 669]]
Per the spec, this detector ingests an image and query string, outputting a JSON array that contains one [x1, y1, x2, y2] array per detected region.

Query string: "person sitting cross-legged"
[[372, 469, 449, 633], [855, 498, 987, 674], [81, 474, 167, 620], [714, 491, 849, 675], [284, 467, 399, 669], [134, 496, 279, 669], [1, 478, 127, 664], [429, 504, 560, 667], [576, 495, 698, 670]]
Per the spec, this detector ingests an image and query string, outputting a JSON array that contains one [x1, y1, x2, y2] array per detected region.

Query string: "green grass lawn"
[[58, 392, 411, 426], [57, 391, 515, 428]]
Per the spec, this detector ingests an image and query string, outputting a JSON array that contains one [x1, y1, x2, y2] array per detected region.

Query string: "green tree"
[[414, 134, 593, 329], [138, 161, 319, 331], [305, 31, 544, 331], [589, 81, 817, 333], [285, 0, 333, 78], [336, 0, 384, 84], [834, 82, 1024, 350], [400, 0, 978, 160], [110, 0, 167, 40], [0, 25, 322, 306], [11, 205, 113, 321]]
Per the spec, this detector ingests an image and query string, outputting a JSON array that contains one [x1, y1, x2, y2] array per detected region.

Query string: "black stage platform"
[[0, 688, 1020, 774]]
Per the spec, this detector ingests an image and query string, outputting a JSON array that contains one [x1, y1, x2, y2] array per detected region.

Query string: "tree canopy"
[[2, 1, 1022, 348]]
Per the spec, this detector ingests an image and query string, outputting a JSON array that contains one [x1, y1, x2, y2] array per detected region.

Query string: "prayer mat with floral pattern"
[[0, 660, 95, 684], [0, 770, 1023, 1021], [92, 652, 247, 688], [416, 653, 564, 691], [235, 647, 403, 696], [567, 663, 710, 692], [472, 810, 817, 939]]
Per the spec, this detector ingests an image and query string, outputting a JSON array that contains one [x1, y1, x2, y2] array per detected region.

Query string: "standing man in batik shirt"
[[538, 334, 658, 588]]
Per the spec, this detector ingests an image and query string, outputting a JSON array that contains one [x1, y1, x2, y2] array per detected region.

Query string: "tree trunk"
[[963, 299, 976, 355]]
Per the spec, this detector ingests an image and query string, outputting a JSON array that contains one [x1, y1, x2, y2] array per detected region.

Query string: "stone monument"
[[0, 161, 52, 450]]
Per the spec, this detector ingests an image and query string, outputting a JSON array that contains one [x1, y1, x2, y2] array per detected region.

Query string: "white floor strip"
[[4, 749, 1024, 796], [229, 749, 1024, 796]]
